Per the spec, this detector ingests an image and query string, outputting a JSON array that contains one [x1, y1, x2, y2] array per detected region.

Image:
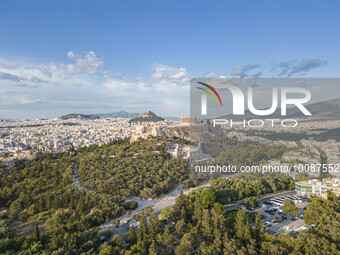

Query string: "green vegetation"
[[98, 181, 339, 254], [244, 197, 260, 209], [33, 222, 39, 241], [210, 175, 294, 204], [77, 138, 191, 198], [199, 188, 216, 209], [0, 137, 193, 254], [0, 136, 339, 254], [214, 142, 287, 168], [283, 199, 300, 218]]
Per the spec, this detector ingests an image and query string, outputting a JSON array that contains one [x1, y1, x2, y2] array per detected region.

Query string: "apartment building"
[[295, 178, 340, 199]]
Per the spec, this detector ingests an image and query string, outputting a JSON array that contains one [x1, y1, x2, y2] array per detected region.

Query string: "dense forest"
[[0, 137, 193, 254], [209, 175, 294, 204], [0, 137, 338, 254], [77, 138, 192, 198], [100, 184, 339, 255], [214, 143, 288, 168], [1, 166, 338, 254]]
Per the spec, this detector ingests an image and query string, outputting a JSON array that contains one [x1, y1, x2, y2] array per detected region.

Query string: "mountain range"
[[90, 111, 140, 118], [59, 113, 100, 120]]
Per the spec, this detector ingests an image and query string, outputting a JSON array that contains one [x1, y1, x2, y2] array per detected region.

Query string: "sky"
[[0, 0, 339, 119]]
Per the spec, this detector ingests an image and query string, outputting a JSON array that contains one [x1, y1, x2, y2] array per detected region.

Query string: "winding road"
[[72, 166, 295, 239], [72, 164, 88, 191], [100, 173, 239, 236]]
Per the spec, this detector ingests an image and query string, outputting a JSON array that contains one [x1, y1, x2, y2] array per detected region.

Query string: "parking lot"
[[256, 196, 310, 236]]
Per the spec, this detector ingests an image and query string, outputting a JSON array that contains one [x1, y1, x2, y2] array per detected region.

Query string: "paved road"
[[72, 164, 88, 191], [100, 173, 239, 236]]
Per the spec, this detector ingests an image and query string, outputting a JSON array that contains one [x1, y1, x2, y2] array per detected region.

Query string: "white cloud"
[[66, 50, 104, 75], [204, 72, 216, 77], [270, 59, 328, 76], [0, 93, 43, 105], [0, 52, 191, 118], [231, 64, 260, 78], [0, 51, 106, 88], [151, 64, 189, 84]]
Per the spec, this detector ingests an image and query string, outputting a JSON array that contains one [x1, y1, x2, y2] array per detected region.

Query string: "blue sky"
[[0, 0, 339, 119]]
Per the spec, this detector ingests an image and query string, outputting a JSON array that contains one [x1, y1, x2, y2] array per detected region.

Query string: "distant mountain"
[[129, 111, 164, 123], [59, 113, 100, 120], [219, 98, 340, 120], [91, 111, 140, 118]]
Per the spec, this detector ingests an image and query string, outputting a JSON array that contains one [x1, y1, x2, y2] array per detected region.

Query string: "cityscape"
[[0, 0, 340, 254]]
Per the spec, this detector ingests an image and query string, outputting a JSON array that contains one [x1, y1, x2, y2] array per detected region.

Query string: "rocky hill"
[[90, 111, 140, 118], [129, 111, 164, 123], [59, 113, 100, 120]]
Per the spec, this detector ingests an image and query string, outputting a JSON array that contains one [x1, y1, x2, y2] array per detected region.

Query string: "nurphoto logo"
[[197, 81, 311, 116]]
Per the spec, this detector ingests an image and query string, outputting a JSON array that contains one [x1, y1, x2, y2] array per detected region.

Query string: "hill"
[[90, 111, 140, 118], [129, 111, 164, 123], [59, 113, 100, 120], [219, 97, 340, 120]]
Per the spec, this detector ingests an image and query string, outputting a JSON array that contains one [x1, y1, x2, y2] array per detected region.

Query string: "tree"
[[283, 199, 300, 218], [244, 197, 259, 209], [193, 195, 203, 225], [149, 212, 162, 239], [33, 222, 40, 241], [28, 204, 38, 215], [180, 207, 187, 220], [254, 211, 264, 241], [175, 219, 187, 235], [112, 234, 123, 247], [160, 227, 174, 249], [128, 226, 137, 245], [200, 188, 216, 209], [99, 242, 114, 255], [70, 196, 76, 210], [201, 210, 213, 241], [76, 197, 85, 213], [160, 207, 171, 220], [175, 233, 196, 255], [234, 209, 251, 244], [149, 240, 158, 255], [170, 191, 187, 222], [115, 218, 120, 228], [124, 200, 138, 211], [137, 211, 148, 242], [213, 202, 225, 215], [326, 190, 335, 201]]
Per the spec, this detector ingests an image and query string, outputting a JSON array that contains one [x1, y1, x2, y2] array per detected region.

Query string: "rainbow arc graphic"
[[196, 82, 222, 106]]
